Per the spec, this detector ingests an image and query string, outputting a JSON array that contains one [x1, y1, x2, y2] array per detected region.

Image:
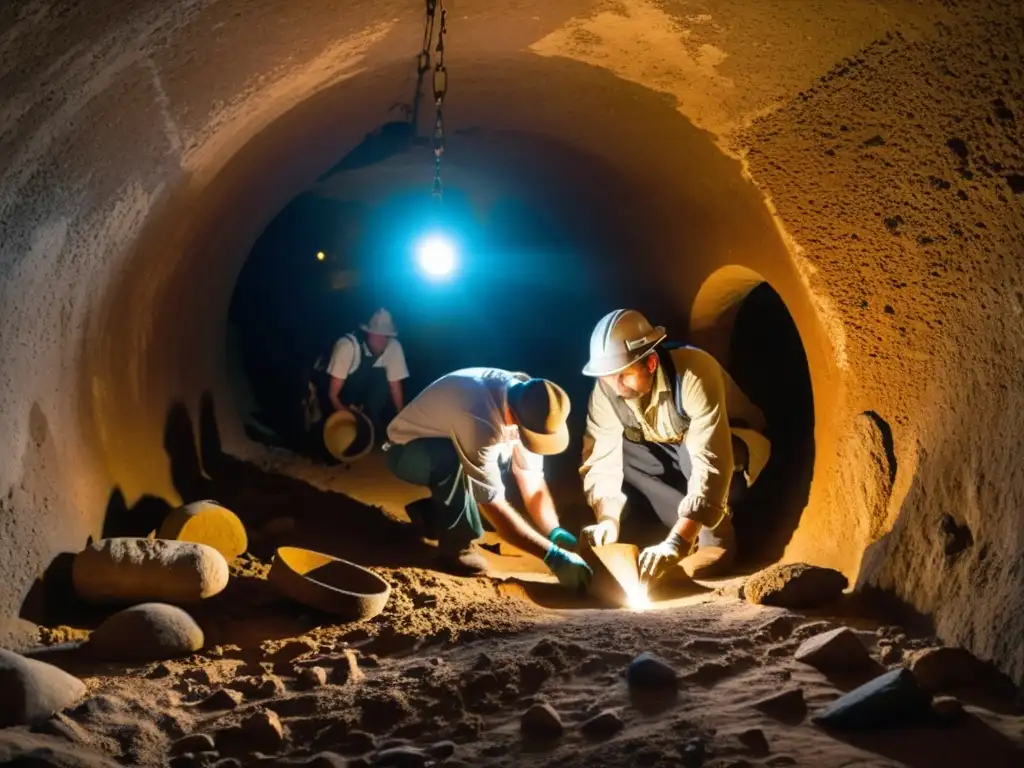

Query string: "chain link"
[[430, 2, 448, 202]]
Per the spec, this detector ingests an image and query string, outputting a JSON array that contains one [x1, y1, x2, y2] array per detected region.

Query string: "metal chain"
[[430, 2, 448, 202]]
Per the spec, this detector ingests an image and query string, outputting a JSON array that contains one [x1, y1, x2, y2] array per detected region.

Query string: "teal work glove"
[[548, 526, 578, 550], [543, 545, 593, 593]]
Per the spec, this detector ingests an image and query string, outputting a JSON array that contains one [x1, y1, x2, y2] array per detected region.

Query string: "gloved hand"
[[548, 526, 578, 550], [581, 518, 619, 547], [544, 545, 593, 593], [638, 533, 688, 584]]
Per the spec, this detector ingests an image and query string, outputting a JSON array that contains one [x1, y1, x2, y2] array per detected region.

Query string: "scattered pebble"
[[581, 709, 623, 739], [794, 627, 875, 673], [265, 639, 316, 665], [521, 702, 563, 739], [737, 728, 770, 756], [336, 730, 375, 755], [298, 666, 329, 690], [931, 695, 966, 723], [752, 687, 807, 722], [199, 688, 243, 711], [148, 663, 174, 679], [241, 708, 286, 753], [626, 652, 679, 690], [373, 745, 431, 767], [427, 741, 455, 759], [171, 733, 216, 756]]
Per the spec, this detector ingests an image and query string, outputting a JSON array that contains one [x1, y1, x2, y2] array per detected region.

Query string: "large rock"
[[87, 603, 204, 661], [813, 668, 931, 729], [159, 500, 249, 562], [794, 628, 875, 673], [752, 687, 807, 723], [0, 648, 87, 727], [73, 538, 229, 604], [905, 646, 1015, 696], [744, 563, 848, 608], [0, 730, 120, 766]]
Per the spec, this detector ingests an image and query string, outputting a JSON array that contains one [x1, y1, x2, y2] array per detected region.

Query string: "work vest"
[[598, 343, 755, 445], [599, 344, 690, 444]]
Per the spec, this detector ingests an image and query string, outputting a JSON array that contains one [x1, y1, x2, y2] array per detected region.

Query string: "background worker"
[[312, 307, 409, 436], [578, 309, 771, 583], [384, 368, 591, 590]]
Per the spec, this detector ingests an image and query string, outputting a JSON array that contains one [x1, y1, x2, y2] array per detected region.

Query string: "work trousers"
[[385, 438, 484, 553], [622, 437, 748, 529]]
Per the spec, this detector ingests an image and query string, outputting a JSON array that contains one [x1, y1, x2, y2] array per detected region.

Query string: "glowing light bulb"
[[316, 251, 326, 261], [415, 235, 457, 279]]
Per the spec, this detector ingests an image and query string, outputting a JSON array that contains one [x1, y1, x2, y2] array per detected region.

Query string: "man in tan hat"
[[384, 368, 592, 590], [311, 308, 409, 437], [578, 309, 771, 583]]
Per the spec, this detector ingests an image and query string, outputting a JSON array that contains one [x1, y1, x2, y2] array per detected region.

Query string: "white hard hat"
[[360, 308, 398, 337], [582, 309, 667, 377]]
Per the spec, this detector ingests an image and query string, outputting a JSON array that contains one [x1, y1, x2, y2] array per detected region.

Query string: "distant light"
[[415, 235, 457, 279], [316, 251, 326, 261]]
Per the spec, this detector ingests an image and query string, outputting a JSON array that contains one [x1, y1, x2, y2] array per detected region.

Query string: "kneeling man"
[[578, 309, 770, 583], [384, 368, 592, 591]]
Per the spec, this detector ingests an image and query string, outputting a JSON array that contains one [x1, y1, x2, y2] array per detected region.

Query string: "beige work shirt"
[[580, 346, 770, 525]]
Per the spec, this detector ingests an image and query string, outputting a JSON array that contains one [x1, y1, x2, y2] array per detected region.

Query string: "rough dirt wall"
[[1, 0, 1022, 684], [739, 2, 1024, 683]]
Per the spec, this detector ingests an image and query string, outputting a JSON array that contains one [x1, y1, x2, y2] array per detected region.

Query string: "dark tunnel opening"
[[726, 282, 815, 566], [225, 128, 695, 530]]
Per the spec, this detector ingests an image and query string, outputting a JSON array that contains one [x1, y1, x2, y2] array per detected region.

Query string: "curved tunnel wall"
[[2, 1, 1023, 682]]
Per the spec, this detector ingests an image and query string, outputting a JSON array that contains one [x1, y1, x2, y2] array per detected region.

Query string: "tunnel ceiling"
[[2, 0, 1024, 683]]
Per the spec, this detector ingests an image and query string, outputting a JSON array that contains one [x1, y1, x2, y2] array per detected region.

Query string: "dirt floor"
[[5, 453, 1024, 767]]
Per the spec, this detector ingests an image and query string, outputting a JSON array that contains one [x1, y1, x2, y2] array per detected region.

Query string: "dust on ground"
[[5, 453, 1024, 767]]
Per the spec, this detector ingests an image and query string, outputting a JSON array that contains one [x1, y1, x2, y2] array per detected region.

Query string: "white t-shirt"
[[324, 335, 409, 383], [386, 368, 545, 504]]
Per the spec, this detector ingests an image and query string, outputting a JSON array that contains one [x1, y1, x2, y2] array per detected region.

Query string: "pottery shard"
[[744, 563, 848, 608], [0, 648, 87, 727], [72, 538, 229, 604], [794, 628, 874, 673], [87, 603, 204, 662], [159, 500, 249, 562]]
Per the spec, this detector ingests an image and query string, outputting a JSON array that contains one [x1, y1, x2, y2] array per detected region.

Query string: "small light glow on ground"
[[626, 584, 651, 611], [316, 251, 325, 261], [415, 235, 457, 279]]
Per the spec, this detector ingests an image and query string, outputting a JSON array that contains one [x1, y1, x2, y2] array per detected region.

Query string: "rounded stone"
[[87, 603, 204, 661], [72, 538, 229, 604], [744, 563, 848, 608], [626, 652, 679, 689], [159, 500, 249, 562], [0, 648, 87, 727], [521, 702, 563, 739]]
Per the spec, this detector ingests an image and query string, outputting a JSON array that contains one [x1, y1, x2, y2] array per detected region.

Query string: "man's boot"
[[405, 498, 440, 540], [436, 542, 489, 577], [682, 512, 736, 579]]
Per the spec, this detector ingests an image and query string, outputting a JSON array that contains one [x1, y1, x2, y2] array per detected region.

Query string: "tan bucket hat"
[[507, 378, 571, 455]]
